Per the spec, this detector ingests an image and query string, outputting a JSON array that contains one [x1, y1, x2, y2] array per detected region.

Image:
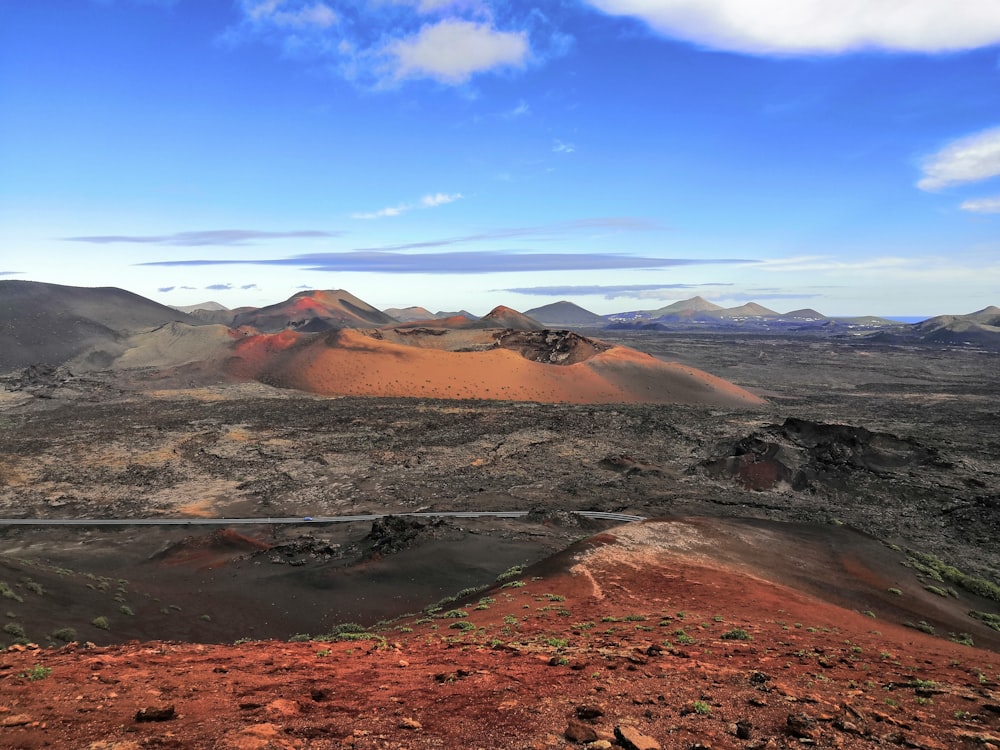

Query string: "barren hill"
[[220, 327, 766, 406], [523, 300, 606, 326], [651, 295, 724, 315], [232, 289, 396, 332], [383, 306, 437, 322], [466, 305, 545, 331], [4, 518, 998, 749], [0, 280, 195, 372]]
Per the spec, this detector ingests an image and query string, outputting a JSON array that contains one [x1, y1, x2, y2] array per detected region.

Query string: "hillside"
[[232, 289, 396, 332], [223, 328, 766, 407], [524, 300, 606, 326], [0, 280, 195, 372], [3, 519, 998, 748]]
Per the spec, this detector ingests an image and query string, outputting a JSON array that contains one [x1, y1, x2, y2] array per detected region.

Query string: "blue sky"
[[2, 1, 1000, 317]]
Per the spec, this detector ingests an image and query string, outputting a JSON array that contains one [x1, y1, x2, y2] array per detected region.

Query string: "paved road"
[[0, 510, 646, 527]]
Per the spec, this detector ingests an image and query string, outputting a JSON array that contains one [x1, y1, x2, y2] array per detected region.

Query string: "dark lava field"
[[0, 332, 997, 645]]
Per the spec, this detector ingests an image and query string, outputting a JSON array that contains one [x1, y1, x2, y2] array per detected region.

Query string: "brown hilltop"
[[466, 304, 545, 330], [232, 289, 396, 332], [3, 518, 998, 749], [220, 327, 765, 407]]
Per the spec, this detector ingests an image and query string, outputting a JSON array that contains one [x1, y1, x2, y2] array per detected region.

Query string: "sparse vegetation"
[[495, 565, 525, 583], [905, 551, 1000, 603], [91, 616, 110, 631], [3, 622, 26, 639], [18, 665, 52, 682], [0, 582, 23, 602], [691, 700, 712, 715], [906, 620, 936, 635], [970, 611, 1000, 632]]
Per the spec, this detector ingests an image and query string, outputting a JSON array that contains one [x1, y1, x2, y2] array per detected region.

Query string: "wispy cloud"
[[756, 255, 913, 273], [349, 216, 666, 249], [504, 100, 531, 118], [206, 283, 234, 290], [63, 229, 340, 246], [553, 139, 575, 154], [246, 0, 337, 29], [918, 125, 1000, 191], [352, 192, 463, 220], [585, 0, 1000, 55], [0, 271, 22, 276], [140, 250, 755, 274], [501, 283, 731, 297], [158, 286, 176, 293], [960, 195, 1000, 213]]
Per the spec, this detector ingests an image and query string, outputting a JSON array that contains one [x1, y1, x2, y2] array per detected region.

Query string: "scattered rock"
[[786, 713, 819, 740], [565, 719, 599, 743], [0, 714, 33, 727], [134, 705, 176, 722], [575, 705, 605, 721], [399, 717, 422, 730], [614, 724, 661, 750]]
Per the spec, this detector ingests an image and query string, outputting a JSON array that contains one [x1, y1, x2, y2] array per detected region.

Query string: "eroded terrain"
[[0, 333, 997, 648]]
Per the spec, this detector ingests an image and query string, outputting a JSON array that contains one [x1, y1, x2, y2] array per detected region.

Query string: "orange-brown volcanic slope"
[[4, 519, 999, 749], [225, 328, 765, 407]]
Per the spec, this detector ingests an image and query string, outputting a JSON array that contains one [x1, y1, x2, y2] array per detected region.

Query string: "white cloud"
[[505, 100, 531, 118], [420, 192, 463, 207], [351, 205, 407, 220], [757, 255, 912, 273], [553, 139, 575, 153], [389, 20, 529, 83], [584, 0, 1000, 55], [352, 191, 463, 219], [918, 126, 1000, 191], [960, 196, 1000, 214], [245, 0, 337, 29]]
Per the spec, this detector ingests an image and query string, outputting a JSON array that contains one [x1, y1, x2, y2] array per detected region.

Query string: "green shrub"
[[18, 665, 51, 681], [51, 627, 77, 642], [443, 609, 468, 619], [720, 628, 752, 641], [0, 582, 23, 602], [969, 611, 1000, 632], [449, 621, 475, 631], [91, 616, 110, 631], [3, 622, 26, 638], [496, 565, 525, 583]]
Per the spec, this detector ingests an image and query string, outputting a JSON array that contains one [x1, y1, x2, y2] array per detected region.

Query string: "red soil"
[[3, 520, 999, 749], [224, 329, 765, 407]]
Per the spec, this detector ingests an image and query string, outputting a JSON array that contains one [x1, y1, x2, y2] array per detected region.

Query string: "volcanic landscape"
[[1, 280, 999, 749]]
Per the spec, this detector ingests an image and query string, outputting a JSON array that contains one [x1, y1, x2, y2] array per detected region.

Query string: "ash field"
[[3, 283, 1000, 749], [0, 318, 997, 648]]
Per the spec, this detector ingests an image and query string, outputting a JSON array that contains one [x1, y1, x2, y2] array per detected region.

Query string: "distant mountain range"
[[3, 281, 998, 379], [187, 291, 998, 348]]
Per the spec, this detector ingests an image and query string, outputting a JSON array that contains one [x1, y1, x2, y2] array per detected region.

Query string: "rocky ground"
[[3, 520, 1000, 749], [0, 332, 998, 747]]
